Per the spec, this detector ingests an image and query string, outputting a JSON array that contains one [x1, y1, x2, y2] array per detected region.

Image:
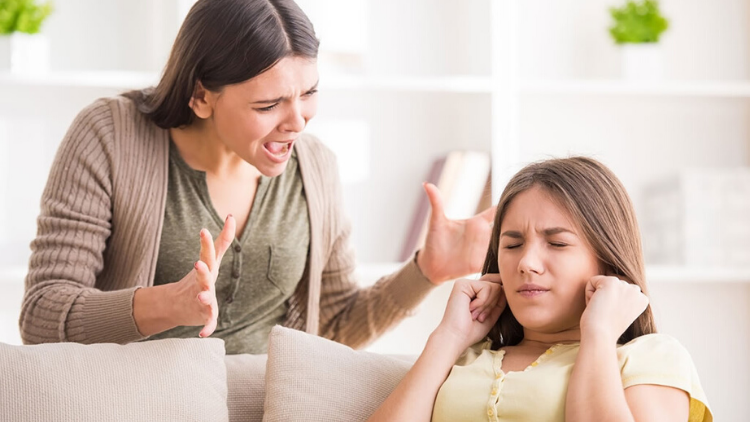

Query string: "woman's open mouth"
[[262, 140, 294, 163]]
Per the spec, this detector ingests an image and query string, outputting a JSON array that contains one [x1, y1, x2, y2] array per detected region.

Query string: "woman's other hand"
[[580, 275, 649, 344], [433, 274, 505, 353], [177, 215, 236, 337], [416, 182, 496, 284], [133, 215, 236, 337]]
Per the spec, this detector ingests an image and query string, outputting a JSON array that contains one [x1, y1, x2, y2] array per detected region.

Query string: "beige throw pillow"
[[263, 326, 414, 422], [0, 338, 228, 422]]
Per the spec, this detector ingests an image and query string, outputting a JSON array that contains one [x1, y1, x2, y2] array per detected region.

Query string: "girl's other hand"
[[580, 275, 649, 343], [434, 273, 506, 352]]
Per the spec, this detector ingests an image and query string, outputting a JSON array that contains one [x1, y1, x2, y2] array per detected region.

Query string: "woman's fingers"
[[194, 260, 218, 338], [423, 182, 447, 227], [199, 229, 217, 270], [477, 205, 497, 224], [215, 215, 236, 263], [194, 260, 212, 291], [199, 303, 218, 338], [198, 215, 236, 276]]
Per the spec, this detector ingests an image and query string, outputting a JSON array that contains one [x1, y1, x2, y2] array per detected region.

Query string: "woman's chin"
[[258, 161, 290, 178]]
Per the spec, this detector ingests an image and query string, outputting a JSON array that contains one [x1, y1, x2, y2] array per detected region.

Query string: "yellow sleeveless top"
[[432, 333, 712, 422]]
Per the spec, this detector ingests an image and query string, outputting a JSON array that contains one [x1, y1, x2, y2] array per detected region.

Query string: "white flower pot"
[[0, 33, 50, 74], [621, 43, 663, 81]]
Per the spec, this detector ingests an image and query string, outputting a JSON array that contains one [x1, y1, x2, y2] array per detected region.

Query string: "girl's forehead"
[[502, 187, 576, 228]]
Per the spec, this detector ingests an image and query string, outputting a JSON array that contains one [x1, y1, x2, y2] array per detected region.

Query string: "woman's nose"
[[280, 101, 306, 133]]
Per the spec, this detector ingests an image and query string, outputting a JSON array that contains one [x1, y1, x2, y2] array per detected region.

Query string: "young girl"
[[369, 157, 712, 422]]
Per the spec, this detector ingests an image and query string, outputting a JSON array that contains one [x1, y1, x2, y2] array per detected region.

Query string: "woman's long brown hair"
[[125, 0, 319, 129]]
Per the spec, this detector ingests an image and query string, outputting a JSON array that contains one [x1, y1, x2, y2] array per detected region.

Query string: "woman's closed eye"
[[256, 103, 279, 112]]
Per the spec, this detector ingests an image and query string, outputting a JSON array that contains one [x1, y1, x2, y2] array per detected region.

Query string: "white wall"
[[43, 0, 183, 72], [518, 0, 750, 81]]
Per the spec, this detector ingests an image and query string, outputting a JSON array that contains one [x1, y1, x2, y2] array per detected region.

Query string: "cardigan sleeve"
[[19, 99, 144, 345], [314, 148, 436, 349]]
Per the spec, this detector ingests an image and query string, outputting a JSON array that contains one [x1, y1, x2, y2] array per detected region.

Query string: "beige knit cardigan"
[[20, 96, 434, 348]]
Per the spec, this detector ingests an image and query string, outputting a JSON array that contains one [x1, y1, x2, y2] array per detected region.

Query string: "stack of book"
[[641, 168, 750, 267], [399, 150, 492, 262]]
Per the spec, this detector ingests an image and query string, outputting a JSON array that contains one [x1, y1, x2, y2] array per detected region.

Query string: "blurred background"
[[0, 0, 748, 419]]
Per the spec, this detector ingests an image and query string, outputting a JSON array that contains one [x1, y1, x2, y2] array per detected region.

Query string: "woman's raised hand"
[[434, 273, 506, 352], [416, 182, 496, 284], [172, 215, 236, 337], [580, 275, 649, 344]]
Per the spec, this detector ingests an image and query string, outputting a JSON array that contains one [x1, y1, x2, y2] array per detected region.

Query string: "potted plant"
[[609, 0, 669, 81], [0, 0, 54, 74]]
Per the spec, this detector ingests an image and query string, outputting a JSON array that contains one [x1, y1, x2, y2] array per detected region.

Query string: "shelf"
[[0, 71, 159, 90], [320, 74, 493, 93], [520, 80, 750, 98], [645, 265, 750, 284]]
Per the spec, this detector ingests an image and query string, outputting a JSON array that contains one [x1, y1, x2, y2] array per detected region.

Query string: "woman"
[[19, 0, 494, 354], [369, 157, 712, 421]]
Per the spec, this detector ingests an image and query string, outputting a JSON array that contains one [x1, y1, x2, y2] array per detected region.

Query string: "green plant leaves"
[[609, 0, 669, 44], [0, 0, 53, 35]]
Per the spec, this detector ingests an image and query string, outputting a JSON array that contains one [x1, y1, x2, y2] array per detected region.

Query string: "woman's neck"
[[169, 122, 256, 179]]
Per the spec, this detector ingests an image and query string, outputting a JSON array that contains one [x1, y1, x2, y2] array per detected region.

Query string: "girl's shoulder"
[[617, 333, 693, 371], [619, 332, 686, 354], [617, 333, 712, 421]]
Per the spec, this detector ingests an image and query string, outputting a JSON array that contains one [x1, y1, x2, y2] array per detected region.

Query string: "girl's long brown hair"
[[483, 157, 656, 348]]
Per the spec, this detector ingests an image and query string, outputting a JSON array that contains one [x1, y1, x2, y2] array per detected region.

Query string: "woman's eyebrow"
[[252, 80, 319, 104]]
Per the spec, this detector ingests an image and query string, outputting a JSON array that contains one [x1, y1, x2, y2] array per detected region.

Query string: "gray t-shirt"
[[149, 141, 310, 354]]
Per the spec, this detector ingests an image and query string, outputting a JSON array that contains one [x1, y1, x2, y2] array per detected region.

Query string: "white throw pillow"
[[263, 326, 414, 422], [0, 338, 228, 422]]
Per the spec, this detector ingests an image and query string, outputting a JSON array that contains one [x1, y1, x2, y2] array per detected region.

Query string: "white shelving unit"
[[321, 74, 493, 93]]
